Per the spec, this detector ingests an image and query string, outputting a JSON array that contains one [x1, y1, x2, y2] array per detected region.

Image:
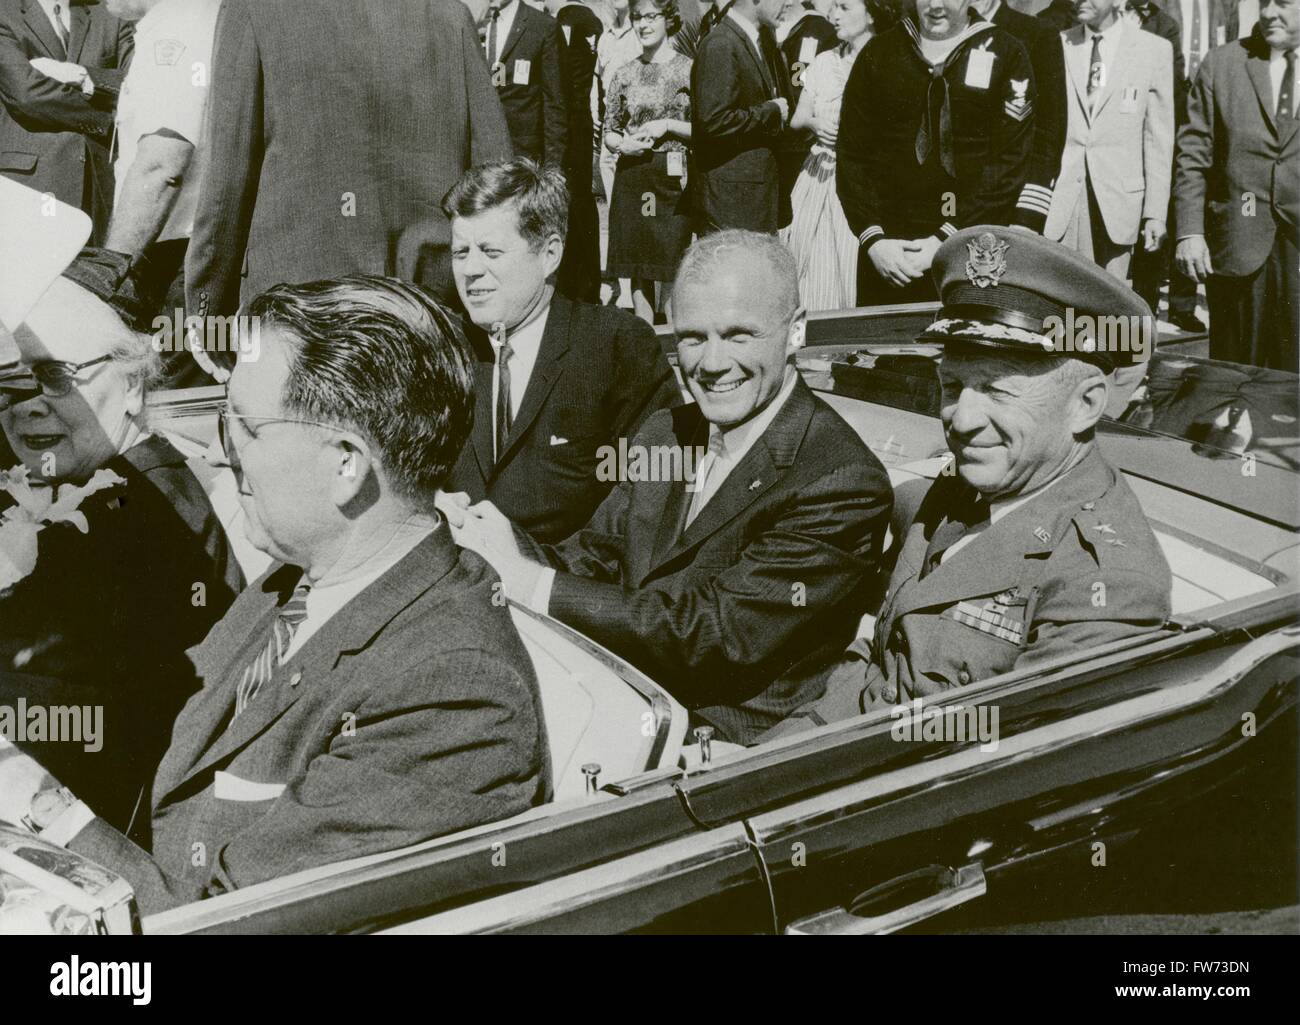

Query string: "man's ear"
[[1070, 369, 1110, 435], [330, 434, 375, 509], [787, 308, 808, 356], [542, 233, 565, 279], [123, 371, 146, 420]]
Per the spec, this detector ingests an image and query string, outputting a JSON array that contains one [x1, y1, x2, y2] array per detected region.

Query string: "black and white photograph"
[[0, 0, 1296, 990]]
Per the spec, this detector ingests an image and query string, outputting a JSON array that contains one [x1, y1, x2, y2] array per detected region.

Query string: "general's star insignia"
[[1095, 523, 1116, 534], [1103, 538, 1127, 547]]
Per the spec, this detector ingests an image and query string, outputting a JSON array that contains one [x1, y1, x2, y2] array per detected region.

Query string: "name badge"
[[563, 25, 572, 44], [799, 36, 819, 66], [1216, 26, 1226, 46], [1120, 85, 1139, 112], [514, 59, 531, 85], [667, 150, 684, 178], [964, 46, 995, 91]]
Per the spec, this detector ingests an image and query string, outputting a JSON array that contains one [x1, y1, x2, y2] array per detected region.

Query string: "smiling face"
[[1, 280, 144, 484], [451, 202, 562, 332], [938, 352, 1107, 499], [673, 253, 803, 430], [632, 0, 668, 47], [914, 0, 968, 39], [1260, 0, 1300, 50]]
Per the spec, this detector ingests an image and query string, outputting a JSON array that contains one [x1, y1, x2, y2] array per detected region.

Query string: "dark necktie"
[[52, 3, 69, 56], [495, 335, 513, 462], [1087, 33, 1104, 102], [918, 494, 989, 580], [1278, 50, 1296, 121], [1189, 0, 1203, 80], [233, 581, 311, 718], [758, 25, 784, 100], [486, 5, 500, 65]]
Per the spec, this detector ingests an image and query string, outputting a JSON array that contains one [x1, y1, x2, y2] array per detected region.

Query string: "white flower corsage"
[[0, 465, 127, 591]]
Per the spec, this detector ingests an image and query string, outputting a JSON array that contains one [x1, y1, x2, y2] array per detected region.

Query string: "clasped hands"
[[869, 236, 942, 287], [435, 491, 543, 602]]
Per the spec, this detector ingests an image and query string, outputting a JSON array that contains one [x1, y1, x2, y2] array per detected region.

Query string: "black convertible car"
[[2, 305, 1296, 935]]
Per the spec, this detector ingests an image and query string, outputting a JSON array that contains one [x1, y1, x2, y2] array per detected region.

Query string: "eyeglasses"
[[631, 11, 665, 22], [0, 355, 113, 410], [216, 403, 348, 473]]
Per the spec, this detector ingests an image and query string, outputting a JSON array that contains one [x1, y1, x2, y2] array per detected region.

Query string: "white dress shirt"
[[285, 516, 439, 660], [36, 0, 70, 42], [488, 300, 551, 428], [486, 0, 521, 65], [527, 366, 801, 614], [1072, 16, 1126, 113]]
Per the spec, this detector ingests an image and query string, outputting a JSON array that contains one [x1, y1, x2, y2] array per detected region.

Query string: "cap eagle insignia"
[[965, 232, 1010, 288]]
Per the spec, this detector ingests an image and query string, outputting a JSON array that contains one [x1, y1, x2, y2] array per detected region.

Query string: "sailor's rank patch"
[[1005, 78, 1032, 121]]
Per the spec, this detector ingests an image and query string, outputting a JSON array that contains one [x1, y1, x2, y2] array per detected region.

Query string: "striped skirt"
[[781, 145, 858, 312]]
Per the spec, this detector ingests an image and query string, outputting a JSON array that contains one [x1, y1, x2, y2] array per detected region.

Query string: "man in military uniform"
[[767, 226, 1173, 737]]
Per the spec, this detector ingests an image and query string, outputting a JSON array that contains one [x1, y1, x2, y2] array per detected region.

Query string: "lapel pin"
[[749, 479, 762, 491], [290, 670, 303, 687]]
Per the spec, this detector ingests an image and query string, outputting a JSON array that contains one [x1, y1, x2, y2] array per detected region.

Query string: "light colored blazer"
[[1045, 20, 1175, 246]]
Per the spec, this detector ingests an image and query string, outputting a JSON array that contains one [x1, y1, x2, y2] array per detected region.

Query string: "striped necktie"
[[1087, 34, 1104, 106], [233, 581, 311, 718]]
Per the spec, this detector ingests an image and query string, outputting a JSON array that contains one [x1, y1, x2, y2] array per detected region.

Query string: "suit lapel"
[[165, 533, 460, 796], [470, 358, 496, 483], [1091, 21, 1134, 120], [67, 1, 90, 64], [1063, 29, 1093, 124], [23, 0, 66, 60], [647, 407, 708, 571], [654, 378, 815, 572], [499, 3, 530, 64], [725, 18, 775, 98], [1245, 46, 1279, 134], [496, 296, 571, 469]]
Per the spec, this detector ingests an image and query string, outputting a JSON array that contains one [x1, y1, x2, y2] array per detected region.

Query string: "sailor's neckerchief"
[[902, 14, 997, 178]]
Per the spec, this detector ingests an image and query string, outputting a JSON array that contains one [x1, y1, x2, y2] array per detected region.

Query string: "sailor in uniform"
[[767, 225, 1174, 736]]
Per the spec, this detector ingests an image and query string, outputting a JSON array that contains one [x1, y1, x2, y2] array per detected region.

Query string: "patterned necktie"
[[486, 5, 500, 65], [1278, 50, 1296, 122], [1087, 34, 1104, 104], [684, 430, 727, 530], [1189, 0, 1203, 81], [233, 581, 311, 718], [495, 334, 513, 462], [52, 3, 69, 55]]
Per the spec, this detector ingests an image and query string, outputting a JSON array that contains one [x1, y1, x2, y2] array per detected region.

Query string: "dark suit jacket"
[[1174, 30, 1299, 276], [492, 1, 568, 168], [0, 435, 241, 832], [69, 530, 551, 914], [0, 0, 131, 241], [691, 15, 793, 232], [184, 0, 512, 318], [448, 294, 678, 544], [525, 377, 893, 744]]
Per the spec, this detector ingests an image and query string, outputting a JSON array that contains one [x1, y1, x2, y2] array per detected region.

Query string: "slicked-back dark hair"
[[441, 157, 570, 249], [247, 276, 474, 501]]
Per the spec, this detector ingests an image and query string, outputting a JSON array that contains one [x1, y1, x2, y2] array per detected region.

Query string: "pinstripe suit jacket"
[[184, 0, 513, 318], [526, 377, 893, 744]]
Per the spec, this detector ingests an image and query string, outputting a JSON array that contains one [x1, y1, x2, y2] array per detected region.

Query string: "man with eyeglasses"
[[0, 275, 551, 913]]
